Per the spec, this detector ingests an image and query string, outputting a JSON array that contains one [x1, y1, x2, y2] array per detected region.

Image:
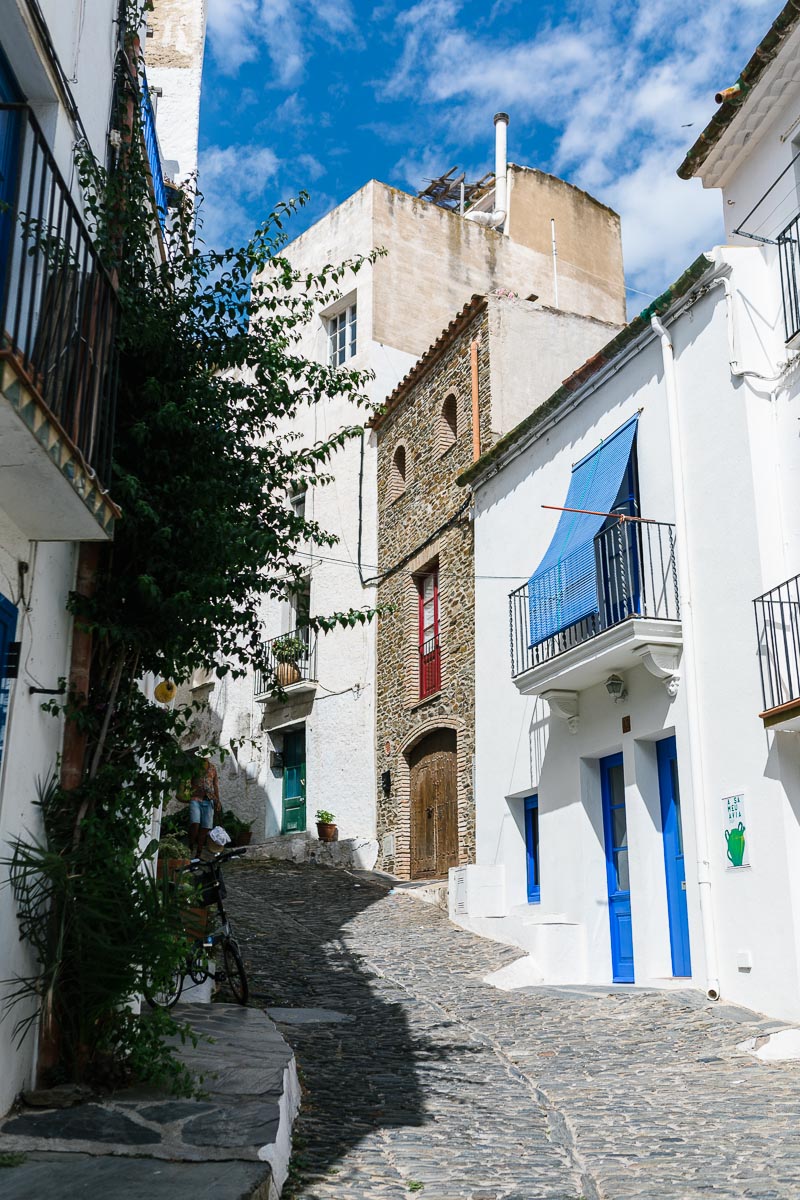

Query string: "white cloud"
[[207, 0, 356, 83], [198, 142, 281, 247], [381, 0, 778, 299]]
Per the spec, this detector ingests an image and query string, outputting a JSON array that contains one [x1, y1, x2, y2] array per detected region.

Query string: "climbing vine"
[[3, 0, 379, 1091]]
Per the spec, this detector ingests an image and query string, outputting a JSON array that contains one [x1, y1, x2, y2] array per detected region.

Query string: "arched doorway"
[[409, 729, 458, 879]]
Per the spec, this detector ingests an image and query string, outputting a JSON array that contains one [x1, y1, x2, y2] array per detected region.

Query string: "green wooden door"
[[282, 729, 306, 833]]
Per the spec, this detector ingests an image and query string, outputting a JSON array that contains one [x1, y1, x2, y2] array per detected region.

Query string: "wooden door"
[[657, 736, 692, 977], [282, 728, 306, 834], [409, 729, 458, 879], [600, 752, 635, 983]]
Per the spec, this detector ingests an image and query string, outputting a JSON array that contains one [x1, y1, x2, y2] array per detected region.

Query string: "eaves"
[[456, 252, 714, 491]]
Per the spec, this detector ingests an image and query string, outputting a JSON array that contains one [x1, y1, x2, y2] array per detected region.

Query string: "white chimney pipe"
[[465, 111, 508, 231], [494, 111, 508, 215]]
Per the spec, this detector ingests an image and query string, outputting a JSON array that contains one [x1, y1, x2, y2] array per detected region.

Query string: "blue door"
[[657, 736, 691, 977], [524, 795, 540, 903], [0, 592, 18, 771], [600, 753, 634, 982]]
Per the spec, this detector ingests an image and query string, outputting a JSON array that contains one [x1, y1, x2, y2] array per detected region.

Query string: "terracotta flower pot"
[[233, 830, 253, 847], [316, 821, 338, 843], [276, 660, 301, 687]]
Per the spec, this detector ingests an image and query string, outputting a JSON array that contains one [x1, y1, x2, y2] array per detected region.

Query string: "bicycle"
[[144, 845, 249, 1009]]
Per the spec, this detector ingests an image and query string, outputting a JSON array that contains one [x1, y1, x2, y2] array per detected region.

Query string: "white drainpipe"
[[651, 313, 721, 1003], [466, 112, 508, 231]]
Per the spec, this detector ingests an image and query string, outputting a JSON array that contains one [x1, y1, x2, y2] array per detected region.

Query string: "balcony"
[[509, 520, 682, 702], [778, 212, 800, 342], [141, 72, 168, 234], [419, 634, 441, 699], [0, 104, 118, 540], [754, 572, 800, 730], [254, 629, 318, 701]]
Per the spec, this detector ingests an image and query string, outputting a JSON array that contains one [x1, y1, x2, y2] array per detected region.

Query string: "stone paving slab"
[[0, 1004, 299, 1199], [227, 859, 800, 1200], [0, 1152, 275, 1199]]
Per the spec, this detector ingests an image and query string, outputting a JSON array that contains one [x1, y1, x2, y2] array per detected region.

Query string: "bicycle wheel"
[[222, 939, 248, 1005], [142, 962, 184, 1010], [188, 942, 211, 985]]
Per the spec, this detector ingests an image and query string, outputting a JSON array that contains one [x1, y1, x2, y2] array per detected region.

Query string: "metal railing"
[[0, 104, 117, 487], [754, 572, 800, 713], [419, 635, 441, 699], [778, 212, 800, 342], [254, 629, 318, 698], [510, 519, 680, 678], [141, 72, 168, 232]]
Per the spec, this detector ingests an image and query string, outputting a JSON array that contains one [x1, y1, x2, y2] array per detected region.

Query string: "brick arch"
[[393, 715, 470, 879]]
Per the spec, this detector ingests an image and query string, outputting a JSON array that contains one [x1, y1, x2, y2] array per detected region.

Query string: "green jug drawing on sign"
[[726, 822, 746, 867]]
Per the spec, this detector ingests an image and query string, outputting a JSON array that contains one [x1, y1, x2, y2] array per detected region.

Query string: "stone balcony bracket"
[[634, 645, 682, 698], [542, 689, 580, 734]]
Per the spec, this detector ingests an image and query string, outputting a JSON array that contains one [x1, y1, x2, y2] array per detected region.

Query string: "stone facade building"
[[207, 114, 628, 852], [372, 293, 619, 878]]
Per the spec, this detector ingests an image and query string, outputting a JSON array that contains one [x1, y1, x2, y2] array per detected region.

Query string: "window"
[[290, 488, 307, 522], [524, 795, 540, 903], [328, 301, 357, 366], [0, 592, 18, 773], [439, 393, 458, 454], [417, 568, 441, 698], [390, 444, 407, 501]]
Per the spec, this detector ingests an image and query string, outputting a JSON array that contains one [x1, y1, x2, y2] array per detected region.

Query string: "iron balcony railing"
[[0, 103, 117, 487], [141, 72, 168, 233], [754, 572, 800, 714], [254, 629, 318, 699], [510, 519, 680, 679], [419, 634, 441, 699], [778, 212, 800, 342]]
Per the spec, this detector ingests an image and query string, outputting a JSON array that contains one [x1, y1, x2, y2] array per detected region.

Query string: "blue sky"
[[199, 0, 778, 311]]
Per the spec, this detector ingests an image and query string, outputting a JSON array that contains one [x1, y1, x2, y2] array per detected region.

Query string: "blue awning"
[[528, 414, 639, 647]]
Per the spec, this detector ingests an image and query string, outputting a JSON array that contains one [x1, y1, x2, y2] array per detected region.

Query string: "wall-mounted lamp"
[[381, 770, 391, 797], [605, 674, 627, 703]]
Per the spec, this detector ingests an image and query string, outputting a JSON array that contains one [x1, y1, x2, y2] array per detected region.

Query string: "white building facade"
[[457, 7, 800, 1022], [208, 122, 628, 853], [0, 0, 205, 1113]]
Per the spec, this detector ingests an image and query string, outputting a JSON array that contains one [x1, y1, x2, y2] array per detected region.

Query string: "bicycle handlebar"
[[186, 846, 248, 873]]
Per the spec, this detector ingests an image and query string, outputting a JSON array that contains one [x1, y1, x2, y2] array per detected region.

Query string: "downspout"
[[650, 313, 720, 1002], [471, 340, 481, 461], [707, 250, 789, 382], [465, 113, 508, 231]]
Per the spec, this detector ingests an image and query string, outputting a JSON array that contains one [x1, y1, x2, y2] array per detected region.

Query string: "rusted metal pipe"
[[60, 542, 100, 793]]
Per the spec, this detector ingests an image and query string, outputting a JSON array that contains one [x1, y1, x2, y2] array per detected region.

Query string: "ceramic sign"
[[722, 793, 749, 868]]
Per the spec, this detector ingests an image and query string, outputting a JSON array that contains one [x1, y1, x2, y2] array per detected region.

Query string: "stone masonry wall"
[[375, 307, 492, 877]]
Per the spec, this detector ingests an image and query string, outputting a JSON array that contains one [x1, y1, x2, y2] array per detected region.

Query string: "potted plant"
[[272, 634, 307, 687], [316, 809, 338, 842], [219, 807, 254, 847]]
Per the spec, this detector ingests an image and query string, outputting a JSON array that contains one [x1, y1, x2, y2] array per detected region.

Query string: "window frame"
[[524, 794, 540, 903], [327, 300, 357, 367], [417, 567, 440, 699]]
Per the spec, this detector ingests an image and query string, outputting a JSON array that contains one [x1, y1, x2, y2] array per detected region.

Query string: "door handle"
[[426, 807, 433, 819], [680, 881, 686, 890]]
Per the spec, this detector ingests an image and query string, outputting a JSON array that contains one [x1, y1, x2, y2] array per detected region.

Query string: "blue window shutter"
[[0, 593, 18, 769], [528, 415, 639, 646]]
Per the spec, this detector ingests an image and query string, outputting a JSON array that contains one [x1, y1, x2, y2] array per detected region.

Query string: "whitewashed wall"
[[467, 250, 800, 1020]]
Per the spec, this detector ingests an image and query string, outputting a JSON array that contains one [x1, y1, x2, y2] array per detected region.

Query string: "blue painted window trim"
[[524, 794, 540, 904], [0, 592, 18, 771], [141, 71, 168, 232]]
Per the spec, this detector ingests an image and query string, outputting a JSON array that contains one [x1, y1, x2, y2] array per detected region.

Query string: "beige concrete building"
[[371, 293, 619, 879], [209, 118, 627, 856]]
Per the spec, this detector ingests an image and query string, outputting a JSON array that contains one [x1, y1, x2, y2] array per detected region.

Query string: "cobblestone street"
[[229, 861, 800, 1200]]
